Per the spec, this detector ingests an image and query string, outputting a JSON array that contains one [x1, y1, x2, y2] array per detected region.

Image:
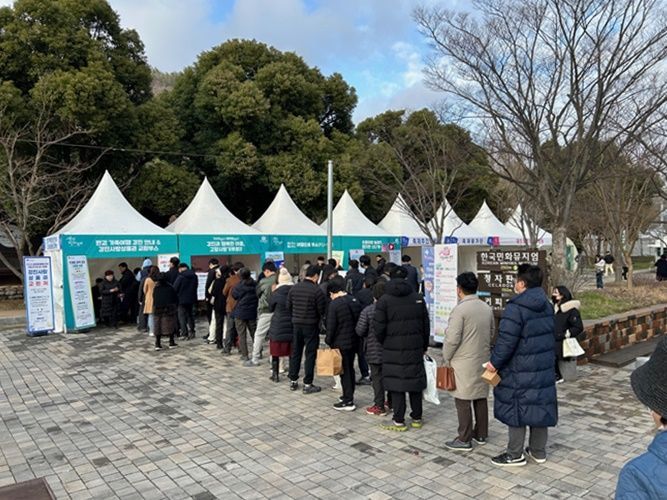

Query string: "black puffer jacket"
[[153, 281, 178, 315], [269, 285, 293, 343], [345, 268, 364, 294], [231, 279, 258, 320], [210, 277, 227, 315], [356, 303, 382, 364], [325, 295, 362, 351], [374, 279, 430, 393], [355, 288, 374, 308], [100, 279, 120, 317], [554, 299, 584, 360], [173, 269, 198, 305], [287, 280, 327, 328]]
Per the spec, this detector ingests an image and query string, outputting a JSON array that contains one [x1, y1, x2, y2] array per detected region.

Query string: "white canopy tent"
[[507, 204, 553, 247], [166, 178, 264, 267], [321, 190, 390, 236], [468, 201, 524, 247], [378, 194, 431, 246], [430, 201, 486, 245]]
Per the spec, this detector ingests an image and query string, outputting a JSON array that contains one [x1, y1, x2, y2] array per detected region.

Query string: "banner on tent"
[[179, 235, 266, 257], [433, 244, 458, 342], [61, 235, 178, 257], [421, 246, 435, 340], [276, 235, 327, 253], [334, 237, 401, 253], [196, 272, 208, 301], [66, 255, 95, 330], [23, 256, 55, 335]]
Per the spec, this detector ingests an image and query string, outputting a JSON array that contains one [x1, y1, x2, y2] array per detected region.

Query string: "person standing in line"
[[100, 270, 121, 328], [268, 268, 295, 382], [356, 281, 390, 416], [117, 262, 138, 323], [92, 278, 103, 323], [222, 262, 244, 354], [166, 256, 180, 285], [173, 263, 199, 340], [345, 259, 364, 295], [486, 264, 557, 467], [376, 255, 386, 277], [325, 276, 363, 411], [443, 272, 494, 451], [615, 337, 667, 499], [401, 255, 420, 293], [359, 255, 378, 281], [355, 276, 376, 308], [374, 266, 430, 432], [287, 265, 327, 394], [654, 253, 667, 282], [210, 266, 230, 350], [245, 262, 277, 367], [604, 252, 615, 277], [594, 254, 606, 289], [204, 258, 220, 336], [552, 286, 584, 384], [232, 268, 258, 362], [143, 266, 160, 336], [137, 258, 152, 332], [152, 273, 178, 351], [378, 262, 396, 282]]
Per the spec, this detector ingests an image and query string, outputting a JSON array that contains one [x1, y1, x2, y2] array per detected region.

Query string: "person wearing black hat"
[[100, 270, 120, 328], [615, 337, 667, 499]]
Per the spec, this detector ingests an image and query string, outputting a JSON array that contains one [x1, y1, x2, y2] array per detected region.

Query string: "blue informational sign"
[[421, 246, 435, 340], [23, 256, 56, 336], [444, 236, 459, 244]]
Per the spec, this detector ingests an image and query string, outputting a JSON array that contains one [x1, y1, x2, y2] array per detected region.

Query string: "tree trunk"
[[614, 248, 624, 283], [551, 225, 568, 286], [624, 252, 634, 289]]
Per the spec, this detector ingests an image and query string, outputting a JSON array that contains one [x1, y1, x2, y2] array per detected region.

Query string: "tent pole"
[[327, 160, 333, 259]]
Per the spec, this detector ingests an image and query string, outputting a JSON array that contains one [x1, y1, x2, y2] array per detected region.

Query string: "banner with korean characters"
[[23, 256, 56, 336]]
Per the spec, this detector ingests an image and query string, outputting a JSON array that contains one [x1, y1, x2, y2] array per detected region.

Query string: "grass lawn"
[[579, 276, 667, 320]]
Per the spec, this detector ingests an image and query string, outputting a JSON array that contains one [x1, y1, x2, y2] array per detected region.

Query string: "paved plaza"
[[0, 324, 651, 499]]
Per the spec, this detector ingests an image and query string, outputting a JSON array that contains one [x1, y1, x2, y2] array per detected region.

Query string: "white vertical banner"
[[388, 249, 402, 265], [66, 255, 96, 329], [23, 256, 56, 335], [196, 272, 208, 301], [433, 244, 458, 343], [157, 254, 179, 273]]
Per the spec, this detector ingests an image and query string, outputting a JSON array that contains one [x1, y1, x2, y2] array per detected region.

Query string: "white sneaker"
[[149, 333, 154, 337]]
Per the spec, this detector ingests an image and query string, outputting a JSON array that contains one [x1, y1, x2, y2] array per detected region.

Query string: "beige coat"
[[442, 294, 494, 400], [143, 277, 156, 314]]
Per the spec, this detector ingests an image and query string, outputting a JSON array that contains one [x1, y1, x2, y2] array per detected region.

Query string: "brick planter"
[[580, 304, 667, 363], [0, 285, 23, 301]]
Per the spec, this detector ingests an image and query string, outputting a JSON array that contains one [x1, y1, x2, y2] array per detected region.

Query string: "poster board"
[[66, 255, 96, 329], [476, 249, 547, 312], [196, 272, 208, 301], [421, 246, 435, 340], [157, 253, 179, 273], [388, 249, 402, 265], [432, 244, 458, 342], [23, 256, 55, 335], [265, 251, 285, 269], [331, 250, 345, 269]]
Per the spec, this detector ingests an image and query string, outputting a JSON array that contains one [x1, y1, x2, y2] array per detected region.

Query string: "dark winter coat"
[[173, 269, 199, 305], [287, 280, 327, 328], [269, 285, 294, 343], [119, 269, 137, 295], [205, 266, 219, 300], [231, 279, 258, 321], [153, 281, 178, 315], [554, 299, 584, 360], [345, 268, 364, 294], [490, 287, 558, 428], [374, 279, 430, 393], [656, 258, 667, 279], [210, 277, 227, 315], [166, 267, 179, 285], [356, 303, 382, 364], [403, 264, 420, 293], [355, 288, 374, 309], [325, 295, 362, 352], [362, 266, 378, 281], [100, 279, 120, 318]]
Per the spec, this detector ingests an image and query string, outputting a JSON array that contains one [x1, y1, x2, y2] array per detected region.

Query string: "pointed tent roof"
[[429, 201, 485, 243], [57, 171, 172, 235], [167, 178, 260, 235], [321, 190, 389, 236], [507, 204, 553, 246], [252, 184, 324, 236], [468, 201, 523, 245], [378, 194, 429, 240]]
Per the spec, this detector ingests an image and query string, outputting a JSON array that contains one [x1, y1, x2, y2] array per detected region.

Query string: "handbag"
[[563, 334, 585, 358], [436, 366, 456, 391], [316, 348, 342, 376]]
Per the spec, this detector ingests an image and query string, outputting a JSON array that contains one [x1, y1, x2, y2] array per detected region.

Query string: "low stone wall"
[[0, 285, 23, 301], [580, 304, 667, 362]]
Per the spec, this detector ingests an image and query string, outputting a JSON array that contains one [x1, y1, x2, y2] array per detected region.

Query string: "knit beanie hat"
[[278, 268, 292, 285], [142, 258, 152, 268]]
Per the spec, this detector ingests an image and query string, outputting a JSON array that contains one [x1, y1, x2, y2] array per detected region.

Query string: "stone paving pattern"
[[0, 324, 652, 499]]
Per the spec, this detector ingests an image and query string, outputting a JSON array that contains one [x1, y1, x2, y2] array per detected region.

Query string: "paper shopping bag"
[[316, 348, 342, 376], [436, 366, 456, 391]]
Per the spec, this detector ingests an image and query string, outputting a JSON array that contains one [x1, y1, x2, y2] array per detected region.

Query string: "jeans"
[[454, 398, 488, 443], [369, 363, 386, 408], [147, 314, 154, 334], [223, 316, 237, 350], [391, 391, 422, 424], [251, 312, 273, 362], [235, 319, 257, 359], [596, 272, 604, 289], [508, 426, 548, 459], [357, 349, 369, 378], [177, 304, 196, 338], [289, 325, 319, 385], [340, 349, 356, 403]]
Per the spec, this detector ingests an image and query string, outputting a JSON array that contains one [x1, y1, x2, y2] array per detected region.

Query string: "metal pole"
[[327, 160, 333, 259]]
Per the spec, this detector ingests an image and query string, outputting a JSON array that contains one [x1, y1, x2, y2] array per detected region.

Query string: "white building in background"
[[635, 200, 667, 257]]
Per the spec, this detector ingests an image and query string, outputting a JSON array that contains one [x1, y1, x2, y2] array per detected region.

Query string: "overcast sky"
[[1, 0, 460, 123]]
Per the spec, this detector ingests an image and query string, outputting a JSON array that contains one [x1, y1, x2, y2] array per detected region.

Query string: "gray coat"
[[442, 295, 494, 400]]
